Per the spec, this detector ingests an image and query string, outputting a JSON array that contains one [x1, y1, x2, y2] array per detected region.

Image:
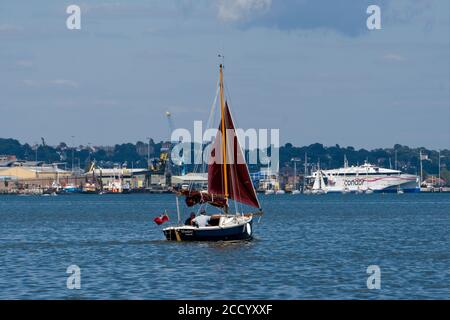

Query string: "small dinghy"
[[311, 168, 327, 195]]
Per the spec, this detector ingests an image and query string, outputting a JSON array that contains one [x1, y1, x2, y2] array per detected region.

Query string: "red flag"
[[153, 213, 169, 225]]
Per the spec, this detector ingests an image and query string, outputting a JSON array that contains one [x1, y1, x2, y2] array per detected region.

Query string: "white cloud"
[[93, 100, 119, 107], [218, 0, 272, 22], [16, 60, 33, 68], [383, 53, 405, 62], [50, 79, 79, 88], [22, 79, 39, 87], [0, 24, 21, 33], [21, 79, 79, 88]]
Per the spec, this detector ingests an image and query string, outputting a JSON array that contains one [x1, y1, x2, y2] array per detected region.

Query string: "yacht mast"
[[419, 150, 423, 186], [294, 160, 297, 190], [303, 152, 307, 191], [219, 64, 229, 209]]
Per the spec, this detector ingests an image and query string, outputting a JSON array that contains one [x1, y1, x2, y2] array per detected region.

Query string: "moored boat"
[[311, 166, 328, 194], [308, 161, 419, 193]]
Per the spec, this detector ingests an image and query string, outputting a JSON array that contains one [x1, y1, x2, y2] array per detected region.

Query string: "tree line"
[[1, 138, 449, 183]]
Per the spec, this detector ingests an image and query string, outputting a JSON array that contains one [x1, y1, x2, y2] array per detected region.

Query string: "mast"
[[294, 160, 297, 190], [317, 160, 321, 189], [419, 150, 423, 187], [219, 64, 229, 209], [303, 152, 307, 191], [207, 64, 260, 210], [395, 150, 398, 170], [175, 195, 181, 225], [438, 150, 441, 191]]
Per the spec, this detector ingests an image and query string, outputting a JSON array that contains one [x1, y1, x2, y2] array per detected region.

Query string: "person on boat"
[[192, 210, 210, 228], [184, 212, 196, 226]]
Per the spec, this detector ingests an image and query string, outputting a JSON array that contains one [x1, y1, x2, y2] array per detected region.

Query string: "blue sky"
[[0, 0, 449, 149]]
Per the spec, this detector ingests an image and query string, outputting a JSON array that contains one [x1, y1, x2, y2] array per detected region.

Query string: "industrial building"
[[0, 159, 72, 193]]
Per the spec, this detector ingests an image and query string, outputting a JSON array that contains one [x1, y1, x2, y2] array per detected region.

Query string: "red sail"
[[208, 102, 260, 209]]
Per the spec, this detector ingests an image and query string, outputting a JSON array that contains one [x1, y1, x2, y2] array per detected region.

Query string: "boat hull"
[[163, 219, 253, 242]]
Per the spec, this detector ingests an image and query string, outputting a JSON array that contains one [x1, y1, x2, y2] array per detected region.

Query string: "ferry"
[[308, 162, 420, 193]]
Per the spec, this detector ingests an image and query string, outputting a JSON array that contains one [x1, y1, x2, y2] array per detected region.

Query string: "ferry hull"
[[324, 174, 419, 193], [374, 187, 420, 193]]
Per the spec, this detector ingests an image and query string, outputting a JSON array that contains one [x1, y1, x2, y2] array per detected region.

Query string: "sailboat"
[[303, 153, 312, 194], [311, 164, 327, 195], [162, 64, 263, 241], [263, 160, 275, 195], [275, 181, 285, 195]]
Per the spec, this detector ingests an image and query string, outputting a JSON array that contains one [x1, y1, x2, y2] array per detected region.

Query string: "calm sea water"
[[0, 193, 448, 300]]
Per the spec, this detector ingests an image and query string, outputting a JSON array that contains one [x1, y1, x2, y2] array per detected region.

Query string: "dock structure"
[[2, 157, 449, 195], [0, 159, 175, 194]]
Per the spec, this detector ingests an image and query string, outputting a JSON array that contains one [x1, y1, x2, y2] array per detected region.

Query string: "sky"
[[0, 0, 449, 149]]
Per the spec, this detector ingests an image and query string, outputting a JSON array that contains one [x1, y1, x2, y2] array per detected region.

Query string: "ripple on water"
[[0, 193, 448, 299]]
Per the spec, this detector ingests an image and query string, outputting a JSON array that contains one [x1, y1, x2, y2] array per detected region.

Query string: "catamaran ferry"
[[308, 162, 420, 193]]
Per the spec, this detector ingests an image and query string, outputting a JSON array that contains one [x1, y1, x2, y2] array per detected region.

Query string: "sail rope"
[[224, 83, 245, 216], [189, 78, 220, 192], [225, 82, 261, 213], [185, 77, 221, 215]]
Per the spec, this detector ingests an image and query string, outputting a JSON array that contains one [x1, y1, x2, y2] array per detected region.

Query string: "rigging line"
[[202, 79, 220, 174], [225, 86, 261, 211], [188, 78, 220, 194], [228, 113, 244, 215], [192, 78, 220, 178], [222, 81, 241, 214], [232, 142, 242, 215], [221, 104, 242, 215], [225, 123, 241, 215], [223, 89, 238, 214]]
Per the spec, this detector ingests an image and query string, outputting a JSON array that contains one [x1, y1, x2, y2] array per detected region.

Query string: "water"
[[0, 193, 448, 300]]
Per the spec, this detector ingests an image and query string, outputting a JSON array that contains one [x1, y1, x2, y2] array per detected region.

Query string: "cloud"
[[92, 100, 119, 107], [0, 24, 21, 33], [218, 0, 272, 22], [50, 79, 79, 88], [165, 105, 205, 114], [382, 53, 405, 62], [216, 0, 434, 37], [22, 79, 39, 87], [241, 0, 389, 36], [83, 2, 176, 19], [0, 24, 22, 37], [16, 60, 33, 68], [21, 79, 79, 88]]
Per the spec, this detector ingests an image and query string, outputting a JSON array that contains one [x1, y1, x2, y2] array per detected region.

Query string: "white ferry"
[[308, 162, 420, 193]]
